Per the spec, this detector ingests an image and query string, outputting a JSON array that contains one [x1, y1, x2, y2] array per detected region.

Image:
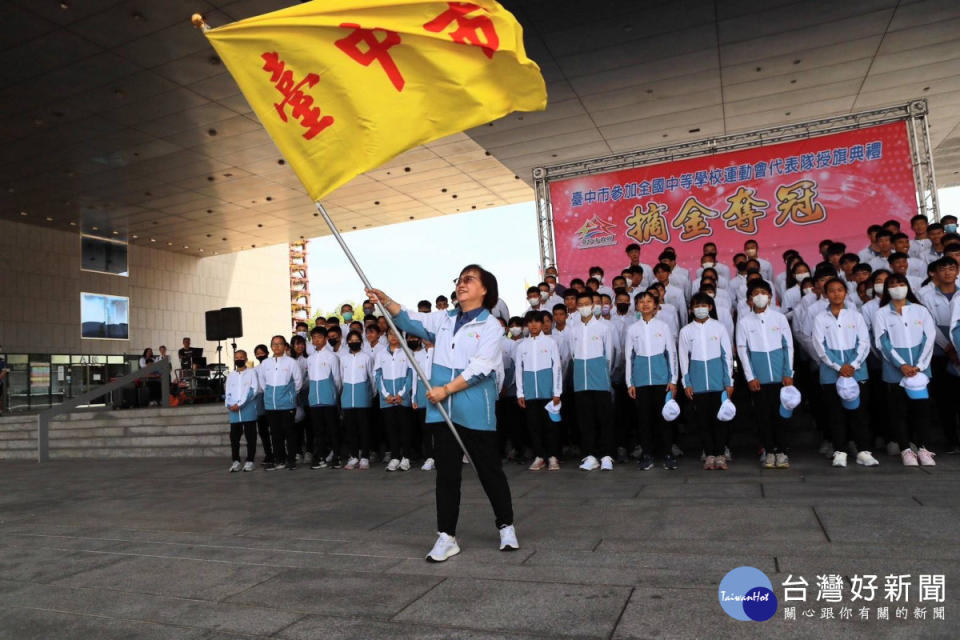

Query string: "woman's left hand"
[[426, 385, 449, 404]]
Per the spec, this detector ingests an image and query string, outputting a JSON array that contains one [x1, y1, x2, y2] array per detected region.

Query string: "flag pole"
[[314, 201, 476, 469]]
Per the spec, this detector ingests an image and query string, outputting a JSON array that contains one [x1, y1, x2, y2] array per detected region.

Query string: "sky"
[[306, 201, 542, 318]]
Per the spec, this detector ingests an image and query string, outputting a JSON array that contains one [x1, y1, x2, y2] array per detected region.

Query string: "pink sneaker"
[[901, 448, 919, 467], [917, 448, 936, 466]]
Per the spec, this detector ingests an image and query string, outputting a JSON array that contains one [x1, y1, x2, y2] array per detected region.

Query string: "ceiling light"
[[69, 221, 77, 226], [184, 245, 189, 248], [150, 238, 156, 242], [167, 242, 173, 246], [131, 234, 138, 239], [19, 211, 27, 216], [112, 230, 119, 235], [45, 216, 53, 221], [91, 225, 98, 230], [60, 1, 70, 9]]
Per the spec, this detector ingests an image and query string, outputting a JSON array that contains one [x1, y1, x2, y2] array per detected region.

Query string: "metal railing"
[[35, 359, 171, 463]]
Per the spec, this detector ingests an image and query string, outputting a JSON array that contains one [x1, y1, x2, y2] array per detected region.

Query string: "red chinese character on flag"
[[424, 2, 500, 59], [335, 23, 405, 92], [261, 52, 335, 140]]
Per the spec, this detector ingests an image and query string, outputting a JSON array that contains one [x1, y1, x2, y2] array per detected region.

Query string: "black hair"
[[878, 273, 920, 307], [852, 263, 873, 275], [887, 251, 909, 264], [625, 243, 641, 253], [813, 265, 838, 281], [295, 321, 309, 330], [254, 343, 268, 355], [576, 291, 594, 305], [634, 290, 656, 307], [928, 222, 944, 232], [346, 330, 363, 343], [435, 295, 448, 303], [786, 261, 811, 289], [891, 232, 909, 243], [942, 214, 958, 224], [840, 253, 860, 265], [327, 326, 342, 337], [822, 277, 848, 298], [270, 334, 287, 347], [527, 286, 541, 295], [653, 262, 671, 274], [882, 219, 901, 230], [589, 266, 604, 275], [524, 310, 544, 324], [365, 323, 381, 334], [689, 292, 718, 320], [552, 303, 567, 313], [417, 299, 431, 308], [458, 264, 498, 310], [910, 214, 928, 225], [563, 290, 578, 299], [746, 279, 772, 298], [875, 229, 893, 240], [932, 256, 958, 270], [310, 326, 328, 337], [569, 277, 585, 287]]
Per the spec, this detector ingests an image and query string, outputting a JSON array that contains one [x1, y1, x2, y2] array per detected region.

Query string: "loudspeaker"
[[220, 307, 243, 338], [205, 309, 226, 342]]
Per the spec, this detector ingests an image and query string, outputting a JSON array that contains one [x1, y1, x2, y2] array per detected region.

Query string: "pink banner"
[[549, 121, 918, 279]]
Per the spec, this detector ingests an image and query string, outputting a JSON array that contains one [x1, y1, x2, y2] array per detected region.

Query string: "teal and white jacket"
[[735, 308, 795, 385], [409, 347, 433, 409], [624, 316, 677, 388], [339, 350, 375, 409], [259, 355, 303, 411], [306, 349, 342, 407], [514, 334, 563, 400], [874, 302, 935, 384], [566, 317, 615, 392], [392, 307, 504, 431], [375, 346, 413, 409], [678, 318, 733, 394], [811, 307, 870, 383], [225, 368, 260, 423]]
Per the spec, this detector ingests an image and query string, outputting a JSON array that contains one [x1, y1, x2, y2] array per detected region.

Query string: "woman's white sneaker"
[[917, 448, 936, 466], [426, 532, 460, 562], [399, 457, 411, 471], [832, 451, 847, 467], [229, 461, 241, 473], [343, 457, 359, 470], [499, 524, 519, 551], [579, 455, 600, 471], [386, 458, 401, 472], [901, 448, 919, 466], [856, 451, 879, 466], [600, 456, 614, 471], [421, 457, 435, 471], [242, 461, 255, 472]]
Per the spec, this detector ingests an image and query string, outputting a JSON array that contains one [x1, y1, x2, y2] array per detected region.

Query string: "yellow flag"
[[203, 0, 547, 202]]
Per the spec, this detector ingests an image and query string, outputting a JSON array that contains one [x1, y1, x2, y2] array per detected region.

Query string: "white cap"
[[836, 376, 860, 409], [661, 391, 681, 422], [716, 391, 736, 422], [899, 372, 929, 400], [780, 385, 802, 410], [545, 400, 562, 422]]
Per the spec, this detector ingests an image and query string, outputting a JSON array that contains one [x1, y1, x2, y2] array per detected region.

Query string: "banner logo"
[[719, 566, 778, 621], [575, 215, 617, 249]]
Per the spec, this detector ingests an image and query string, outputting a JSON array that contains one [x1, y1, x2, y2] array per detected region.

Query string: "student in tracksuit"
[[568, 291, 616, 472], [920, 257, 960, 453], [376, 328, 415, 471], [736, 280, 796, 469], [626, 291, 678, 471], [679, 293, 734, 471], [252, 344, 275, 467], [340, 330, 376, 470], [290, 334, 310, 462], [225, 350, 260, 472], [874, 274, 937, 466], [261, 335, 304, 470], [307, 327, 342, 470], [811, 278, 876, 468], [408, 336, 435, 470], [367, 264, 517, 564], [515, 310, 563, 472]]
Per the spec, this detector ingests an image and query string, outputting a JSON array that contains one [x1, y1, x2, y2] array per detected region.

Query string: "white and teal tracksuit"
[[375, 346, 413, 408], [873, 302, 935, 384], [260, 355, 303, 411], [225, 368, 260, 423], [306, 349, 342, 407], [339, 350, 375, 409], [567, 316, 615, 392], [410, 347, 433, 408], [678, 318, 733, 394], [624, 316, 678, 388], [735, 308, 795, 385], [811, 307, 870, 383], [514, 334, 563, 400]]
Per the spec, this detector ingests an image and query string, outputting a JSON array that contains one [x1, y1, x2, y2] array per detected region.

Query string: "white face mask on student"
[[874, 282, 886, 296], [752, 293, 770, 309], [795, 272, 810, 282], [592, 305, 602, 318], [578, 305, 593, 319], [509, 327, 522, 337], [540, 291, 549, 301], [528, 297, 540, 306], [888, 286, 908, 300], [702, 262, 715, 270], [692, 307, 710, 320]]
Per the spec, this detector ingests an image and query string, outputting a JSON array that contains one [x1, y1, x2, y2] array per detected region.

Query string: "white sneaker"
[[886, 441, 901, 456], [343, 456, 359, 470], [229, 461, 241, 473], [579, 455, 599, 471], [242, 461, 255, 472], [399, 457, 411, 471], [600, 455, 614, 471], [832, 451, 847, 467], [775, 453, 790, 469], [421, 457, 435, 471], [856, 451, 879, 466], [359, 457, 370, 470], [425, 532, 460, 562], [917, 447, 936, 466], [671, 444, 684, 457], [723, 446, 733, 461], [528, 456, 545, 471], [498, 524, 519, 551], [386, 458, 401, 472], [819, 441, 835, 458], [763, 453, 775, 468]]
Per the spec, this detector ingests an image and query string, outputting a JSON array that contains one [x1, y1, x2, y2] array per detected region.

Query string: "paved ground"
[[1, 448, 958, 639]]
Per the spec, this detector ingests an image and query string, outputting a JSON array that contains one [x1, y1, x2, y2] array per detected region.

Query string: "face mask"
[[803, 289, 816, 299], [795, 272, 810, 282], [548, 283, 555, 292], [736, 263, 747, 273], [540, 291, 549, 301], [745, 248, 758, 257], [328, 338, 339, 348], [509, 326, 522, 337], [578, 306, 593, 319], [348, 342, 362, 352], [522, 327, 531, 337], [752, 293, 770, 309], [702, 262, 714, 270], [888, 285, 908, 300], [693, 307, 710, 320], [406, 340, 420, 350], [235, 360, 245, 369], [946, 224, 958, 234], [705, 291, 715, 298], [591, 274, 602, 283], [592, 305, 602, 318], [616, 302, 630, 314], [297, 331, 307, 339], [342, 311, 353, 322], [601, 304, 611, 315], [528, 297, 540, 306], [873, 282, 885, 295]]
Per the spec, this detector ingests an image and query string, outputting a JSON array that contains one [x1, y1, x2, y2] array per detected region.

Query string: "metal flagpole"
[[314, 201, 476, 468]]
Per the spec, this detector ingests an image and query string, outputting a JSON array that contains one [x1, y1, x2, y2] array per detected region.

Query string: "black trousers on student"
[[613, 382, 635, 452], [495, 398, 525, 456], [342, 407, 371, 459], [309, 405, 340, 462], [266, 409, 295, 465], [230, 420, 257, 462], [633, 385, 671, 456], [821, 382, 869, 452], [524, 398, 558, 459], [256, 414, 274, 463], [575, 390, 614, 459], [435, 422, 513, 536], [886, 383, 932, 449], [383, 405, 413, 459], [691, 391, 726, 457], [416, 408, 434, 459], [751, 383, 789, 453], [930, 355, 960, 448]]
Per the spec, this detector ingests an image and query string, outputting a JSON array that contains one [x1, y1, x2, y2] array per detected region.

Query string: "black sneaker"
[[663, 454, 678, 470], [310, 460, 328, 470], [286, 463, 297, 470], [331, 457, 342, 469], [638, 454, 654, 471], [264, 463, 280, 471]]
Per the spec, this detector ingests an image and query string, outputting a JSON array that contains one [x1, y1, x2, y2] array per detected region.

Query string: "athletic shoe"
[[399, 457, 411, 471], [547, 456, 560, 471], [286, 462, 297, 470], [421, 457, 435, 471], [326, 450, 335, 463], [358, 457, 370, 470], [295, 453, 302, 464], [671, 444, 684, 457], [600, 455, 614, 471], [775, 453, 790, 469], [264, 462, 281, 471], [631, 445, 644, 459], [819, 441, 835, 458], [944, 445, 960, 454], [638, 454, 654, 471], [425, 532, 460, 563], [386, 458, 401, 472], [499, 524, 519, 551], [229, 461, 241, 473], [616, 446, 629, 464], [832, 451, 847, 467], [886, 441, 901, 456], [901, 448, 919, 466], [242, 461, 255, 472], [343, 457, 359, 470], [723, 447, 733, 461], [715, 455, 728, 470], [763, 453, 775, 469], [310, 459, 328, 470], [917, 448, 936, 466], [262, 458, 275, 468], [579, 455, 599, 471], [528, 457, 545, 471], [663, 454, 678, 470], [369, 451, 380, 463], [856, 451, 879, 467], [330, 457, 342, 469], [703, 455, 716, 470]]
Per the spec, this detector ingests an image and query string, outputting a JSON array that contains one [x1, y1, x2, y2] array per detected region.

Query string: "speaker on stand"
[[205, 308, 244, 396]]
